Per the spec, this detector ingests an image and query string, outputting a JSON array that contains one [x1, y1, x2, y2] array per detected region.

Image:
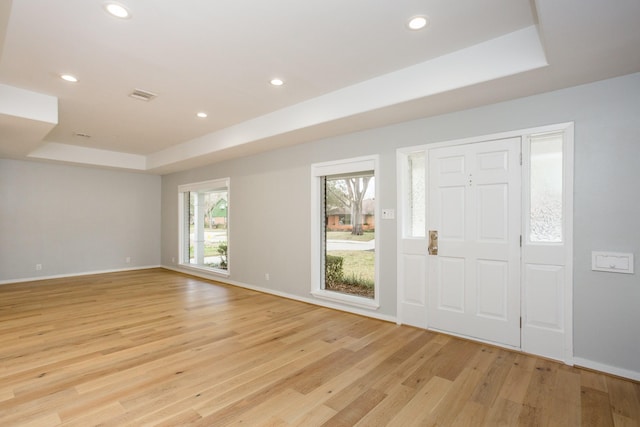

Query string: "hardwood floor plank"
[[321, 388, 387, 427], [368, 333, 446, 393], [322, 327, 424, 412], [581, 386, 615, 427], [517, 358, 558, 426], [290, 404, 337, 426], [0, 388, 77, 426], [482, 397, 523, 426], [0, 389, 14, 403], [471, 348, 517, 406], [387, 375, 453, 426], [242, 387, 307, 425], [152, 409, 205, 427], [613, 413, 639, 427], [401, 337, 479, 389], [581, 368, 609, 393], [606, 375, 640, 424], [60, 401, 127, 427], [353, 384, 417, 427], [451, 400, 488, 426], [0, 268, 637, 426], [549, 367, 582, 426], [498, 353, 536, 404], [422, 367, 486, 426], [15, 411, 62, 427]]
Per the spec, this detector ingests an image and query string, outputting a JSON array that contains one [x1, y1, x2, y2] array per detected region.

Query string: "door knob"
[[428, 230, 438, 255]]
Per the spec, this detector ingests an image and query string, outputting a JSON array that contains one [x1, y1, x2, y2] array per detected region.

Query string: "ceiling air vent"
[[129, 88, 157, 102]]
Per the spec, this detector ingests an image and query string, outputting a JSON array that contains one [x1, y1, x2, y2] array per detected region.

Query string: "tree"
[[326, 176, 372, 235]]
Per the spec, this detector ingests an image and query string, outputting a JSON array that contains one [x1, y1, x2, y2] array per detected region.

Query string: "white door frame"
[[397, 123, 574, 364]]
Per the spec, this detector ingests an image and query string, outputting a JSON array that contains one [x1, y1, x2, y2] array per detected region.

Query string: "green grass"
[[189, 241, 226, 258], [326, 231, 375, 242], [327, 250, 374, 287]]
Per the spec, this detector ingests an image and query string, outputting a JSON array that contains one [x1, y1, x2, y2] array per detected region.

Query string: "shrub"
[[341, 273, 374, 289], [218, 242, 228, 269], [325, 255, 343, 287]]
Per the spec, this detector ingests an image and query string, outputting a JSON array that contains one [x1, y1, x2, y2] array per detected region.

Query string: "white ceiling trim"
[[28, 142, 146, 170]]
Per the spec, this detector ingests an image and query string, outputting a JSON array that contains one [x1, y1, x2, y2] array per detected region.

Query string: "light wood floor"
[[0, 269, 638, 426]]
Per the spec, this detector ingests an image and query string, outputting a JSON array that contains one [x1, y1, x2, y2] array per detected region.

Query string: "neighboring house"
[[209, 198, 227, 227], [326, 199, 375, 232]]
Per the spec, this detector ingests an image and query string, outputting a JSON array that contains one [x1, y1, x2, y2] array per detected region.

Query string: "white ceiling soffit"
[[26, 26, 546, 172], [0, 84, 58, 157]]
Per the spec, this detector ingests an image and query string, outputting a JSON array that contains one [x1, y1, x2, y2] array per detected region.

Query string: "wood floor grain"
[[0, 268, 638, 426]]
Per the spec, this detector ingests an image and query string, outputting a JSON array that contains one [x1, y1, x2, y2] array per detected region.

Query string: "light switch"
[[382, 209, 395, 220], [591, 251, 634, 274]]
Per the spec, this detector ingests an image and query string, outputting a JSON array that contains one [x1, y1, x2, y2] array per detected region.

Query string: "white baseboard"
[[163, 264, 397, 324], [0, 265, 162, 286], [573, 357, 640, 381]]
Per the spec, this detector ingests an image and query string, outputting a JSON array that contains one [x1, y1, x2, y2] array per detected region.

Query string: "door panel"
[[428, 137, 521, 347], [476, 259, 508, 319], [402, 253, 426, 305], [477, 184, 508, 241], [524, 264, 564, 330], [440, 187, 465, 240], [438, 257, 466, 312]]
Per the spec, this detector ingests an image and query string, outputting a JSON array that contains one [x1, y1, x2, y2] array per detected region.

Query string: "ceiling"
[[1, 0, 639, 174]]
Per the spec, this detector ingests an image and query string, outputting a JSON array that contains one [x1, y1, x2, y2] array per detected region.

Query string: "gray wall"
[[0, 159, 161, 281], [162, 72, 640, 375]]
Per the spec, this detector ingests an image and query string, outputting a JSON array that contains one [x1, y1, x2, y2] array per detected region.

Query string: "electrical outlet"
[[265, 273, 270, 281], [125, 257, 131, 263], [35, 264, 42, 271], [172, 257, 176, 263]]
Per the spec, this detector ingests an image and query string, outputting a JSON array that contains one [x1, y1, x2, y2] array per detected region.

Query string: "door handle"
[[428, 230, 438, 255]]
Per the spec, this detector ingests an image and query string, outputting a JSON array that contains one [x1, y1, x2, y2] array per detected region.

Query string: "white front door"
[[427, 137, 521, 347]]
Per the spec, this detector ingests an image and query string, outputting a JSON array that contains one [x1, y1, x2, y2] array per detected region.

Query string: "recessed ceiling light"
[[407, 15, 429, 30], [270, 78, 284, 86], [104, 2, 130, 19], [60, 74, 78, 83], [196, 112, 208, 118]]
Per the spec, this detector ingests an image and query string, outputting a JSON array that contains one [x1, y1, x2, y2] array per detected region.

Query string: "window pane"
[[185, 188, 228, 270], [529, 133, 563, 243], [408, 152, 426, 237], [323, 173, 375, 299]]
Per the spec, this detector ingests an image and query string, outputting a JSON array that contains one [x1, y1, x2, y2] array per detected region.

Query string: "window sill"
[[179, 264, 230, 278], [311, 289, 379, 310]]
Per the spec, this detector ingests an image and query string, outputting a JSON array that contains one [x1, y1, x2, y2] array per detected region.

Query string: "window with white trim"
[[178, 178, 230, 275], [311, 156, 379, 309]]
